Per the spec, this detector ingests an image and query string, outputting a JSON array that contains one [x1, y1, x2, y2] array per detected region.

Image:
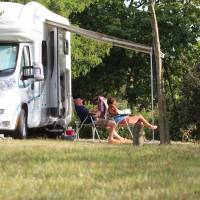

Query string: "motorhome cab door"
[[18, 43, 35, 123]]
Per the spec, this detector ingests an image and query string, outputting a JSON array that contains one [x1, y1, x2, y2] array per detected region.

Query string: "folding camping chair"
[[74, 97, 106, 141], [73, 96, 108, 142], [75, 112, 101, 142], [97, 96, 108, 120], [117, 109, 134, 139]]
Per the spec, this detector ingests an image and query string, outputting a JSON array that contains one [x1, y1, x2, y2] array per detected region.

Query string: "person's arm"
[[89, 106, 98, 116], [111, 104, 131, 115], [109, 105, 120, 115]]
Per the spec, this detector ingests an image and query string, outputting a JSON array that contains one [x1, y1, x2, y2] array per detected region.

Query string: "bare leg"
[[125, 114, 157, 130], [108, 130, 122, 144], [113, 130, 124, 140], [137, 115, 157, 129], [106, 120, 133, 144], [106, 120, 117, 142], [106, 121, 123, 144], [107, 127, 114, 142]]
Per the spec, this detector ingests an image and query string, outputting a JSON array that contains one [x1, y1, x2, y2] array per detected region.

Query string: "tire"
[[15, 108, 27, 139]]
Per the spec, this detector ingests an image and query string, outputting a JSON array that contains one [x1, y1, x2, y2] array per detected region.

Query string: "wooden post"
[[132, 123, 145, 146], [149, 0, 170, 144]]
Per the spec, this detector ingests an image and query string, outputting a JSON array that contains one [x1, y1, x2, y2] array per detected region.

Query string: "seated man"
[[73, 95, 128, 144]]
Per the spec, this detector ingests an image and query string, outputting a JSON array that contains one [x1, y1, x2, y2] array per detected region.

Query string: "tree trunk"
[[149, 0, 170, 144]]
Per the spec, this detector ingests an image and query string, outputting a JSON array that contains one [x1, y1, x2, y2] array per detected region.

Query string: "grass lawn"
[[0, 139, 200, 200]]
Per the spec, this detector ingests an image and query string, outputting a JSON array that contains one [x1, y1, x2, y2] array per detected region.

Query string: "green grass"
[[0, 140, 200, 200]]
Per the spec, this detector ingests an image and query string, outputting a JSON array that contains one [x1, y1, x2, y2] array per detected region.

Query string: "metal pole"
[[150, 50, 155, 142]]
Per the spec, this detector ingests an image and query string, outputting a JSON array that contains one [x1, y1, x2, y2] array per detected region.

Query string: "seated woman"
[[107, 97, 157, 130]]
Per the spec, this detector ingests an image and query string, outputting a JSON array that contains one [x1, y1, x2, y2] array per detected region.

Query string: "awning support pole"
[[150, 50, 155, 142]]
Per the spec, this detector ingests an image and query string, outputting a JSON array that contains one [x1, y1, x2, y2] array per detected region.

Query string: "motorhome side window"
[[64, 39, 69, 55], [50, 31, 54, 77], [42, 40, 47, 79]]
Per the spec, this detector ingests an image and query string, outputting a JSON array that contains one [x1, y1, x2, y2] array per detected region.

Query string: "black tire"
[[15, 109, 27, 139]]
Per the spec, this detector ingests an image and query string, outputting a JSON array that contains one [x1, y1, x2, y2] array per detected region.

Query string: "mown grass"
[[0, 139, 200, 200]]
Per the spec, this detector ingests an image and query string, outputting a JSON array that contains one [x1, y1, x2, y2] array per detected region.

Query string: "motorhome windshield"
[[0, 43, 18, 76]]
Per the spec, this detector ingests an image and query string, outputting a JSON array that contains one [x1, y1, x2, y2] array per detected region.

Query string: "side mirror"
[[33, 62, 44, 81], [22, 66, 34, 80]]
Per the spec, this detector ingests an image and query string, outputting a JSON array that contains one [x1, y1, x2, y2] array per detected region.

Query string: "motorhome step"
[[45, 129, 64, 133]]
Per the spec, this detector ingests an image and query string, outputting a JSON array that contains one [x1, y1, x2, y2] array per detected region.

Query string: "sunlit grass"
[[0, 140, 200, 200]]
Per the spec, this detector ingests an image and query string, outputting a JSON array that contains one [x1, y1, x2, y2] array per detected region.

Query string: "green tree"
[[11, 0, 93, 17], [71, 35, 111, 79], [72, 0, 200, 100]]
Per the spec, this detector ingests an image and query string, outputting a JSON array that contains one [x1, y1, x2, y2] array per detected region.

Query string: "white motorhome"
[[0, 2, 72, 138]]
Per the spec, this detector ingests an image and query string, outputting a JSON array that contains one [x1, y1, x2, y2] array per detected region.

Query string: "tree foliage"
[[71, 35, 111, 78], [12, 0, 93, 17]]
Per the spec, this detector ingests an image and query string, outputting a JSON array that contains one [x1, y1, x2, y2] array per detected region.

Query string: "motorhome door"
[[47, 26, 59, 117]]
